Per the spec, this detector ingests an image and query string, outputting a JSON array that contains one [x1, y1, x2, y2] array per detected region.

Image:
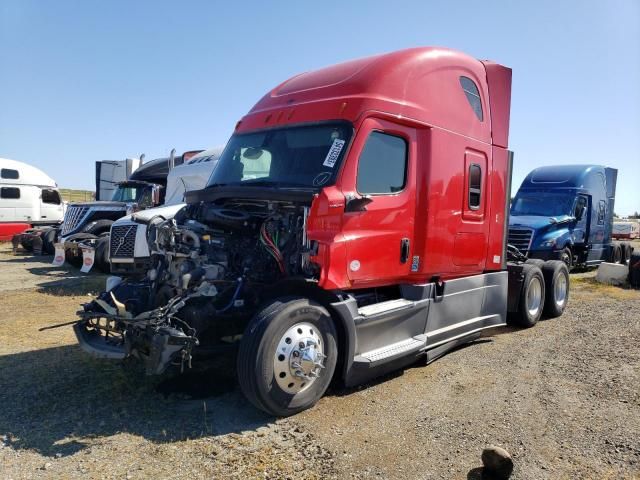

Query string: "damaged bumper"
[[74, 312, 198, 375]]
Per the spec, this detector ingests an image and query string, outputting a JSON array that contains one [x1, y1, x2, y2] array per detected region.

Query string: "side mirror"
[[574, 198, 587, 220], [152, 185, 162, 206], [345, 194, 373, 212]]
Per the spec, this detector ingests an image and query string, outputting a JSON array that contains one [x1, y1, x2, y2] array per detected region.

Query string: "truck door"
[[340, 118, 416, 287], [572, 195, 589, 246], [39, 188, 64, 222]]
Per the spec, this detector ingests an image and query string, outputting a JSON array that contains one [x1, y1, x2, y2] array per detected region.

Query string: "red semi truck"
[[74, 47, 570, 416]]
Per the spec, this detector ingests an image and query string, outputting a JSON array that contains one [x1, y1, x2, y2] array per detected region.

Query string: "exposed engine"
[[75, 198, 315, 374], [149, 199, 314, 296]]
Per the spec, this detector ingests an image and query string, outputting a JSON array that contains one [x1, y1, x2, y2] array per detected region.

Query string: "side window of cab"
[[356, 131, 407, 195]]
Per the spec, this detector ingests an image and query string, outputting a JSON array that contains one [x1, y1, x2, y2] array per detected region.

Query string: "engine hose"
[[181, 229, 200, 249], [216, 278, 243, 314]]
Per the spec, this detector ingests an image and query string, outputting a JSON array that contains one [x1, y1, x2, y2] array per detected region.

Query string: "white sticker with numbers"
[[322, 139, 346, 168]]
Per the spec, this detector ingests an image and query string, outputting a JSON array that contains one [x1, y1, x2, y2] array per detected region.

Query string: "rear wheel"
[[63, 233, 98, 268], [237, 297, 338, 416], [629, 252, 640, 289], [508, 264, 545, 328], [94, 236, 111, 273], [41, 227, 58, 255], [620, 242, 631, 265], [542, 260, 569, 318], [20, 235, 34, 252], [525, 258, 545, 268], [611, 244, 622, 264]]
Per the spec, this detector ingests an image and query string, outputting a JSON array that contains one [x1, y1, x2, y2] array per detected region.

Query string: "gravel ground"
[[1, 244, 639, 479]]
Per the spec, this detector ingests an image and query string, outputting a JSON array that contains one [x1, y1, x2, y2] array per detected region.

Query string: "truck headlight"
[[541, 239, 557, 247]]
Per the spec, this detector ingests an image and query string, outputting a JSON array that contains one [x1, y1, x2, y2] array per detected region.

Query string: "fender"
[[262, 278, 357, 384]]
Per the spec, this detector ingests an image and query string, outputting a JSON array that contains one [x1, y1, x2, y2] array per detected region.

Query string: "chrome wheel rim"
[[274, 322, 326, 395], [555, 274, 568, 308], [526, 277, 542, 317]]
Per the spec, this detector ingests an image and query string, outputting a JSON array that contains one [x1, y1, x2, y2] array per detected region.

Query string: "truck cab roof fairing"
[[238, 47, 511, 148]]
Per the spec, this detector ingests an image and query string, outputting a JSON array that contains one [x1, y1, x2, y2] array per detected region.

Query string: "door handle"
[[400, 238, 410, 263]]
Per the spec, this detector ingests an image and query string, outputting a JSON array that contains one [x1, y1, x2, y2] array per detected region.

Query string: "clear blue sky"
[[1, 0, 639, 215]]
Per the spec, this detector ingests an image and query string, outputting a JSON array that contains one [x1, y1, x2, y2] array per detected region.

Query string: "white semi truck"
[[1, 158, 65, 243]]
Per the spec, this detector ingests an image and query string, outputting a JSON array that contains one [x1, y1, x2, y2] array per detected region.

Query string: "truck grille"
[[110, 224, 138, 259], [508, 227, 533, 254], [61, 206, 90, 236]]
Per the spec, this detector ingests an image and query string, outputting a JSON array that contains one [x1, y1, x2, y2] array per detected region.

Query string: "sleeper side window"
[[597, 200, 606, 225], [1, 168, 19, 180], [468, 164, 482, 210], [460, 77, 484, 121], [356, 131, 407, 194], [1, 187, 20, 199]]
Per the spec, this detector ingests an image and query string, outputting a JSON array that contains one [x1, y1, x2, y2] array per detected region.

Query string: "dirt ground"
[[1, 243, 639, 479]]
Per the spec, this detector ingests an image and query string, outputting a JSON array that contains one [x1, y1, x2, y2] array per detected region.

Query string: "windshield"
[[111, 184, 152, 206], [207, 123, 352, 189], [511, 193, 576, 217]]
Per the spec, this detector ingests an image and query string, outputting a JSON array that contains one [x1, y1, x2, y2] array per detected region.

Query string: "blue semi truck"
[[508, 164, 632, 269]]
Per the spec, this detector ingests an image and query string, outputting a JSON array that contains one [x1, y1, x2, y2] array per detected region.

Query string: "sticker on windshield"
[[322, 139, 346, 168], [312, 172, 332, 187]]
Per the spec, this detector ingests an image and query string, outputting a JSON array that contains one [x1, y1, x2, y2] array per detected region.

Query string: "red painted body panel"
[[0, 223, 30, 241], [239, 47, 512, 289]]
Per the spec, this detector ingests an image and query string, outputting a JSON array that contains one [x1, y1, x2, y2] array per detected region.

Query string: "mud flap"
[[52, 243, 65, 266], [80, 246, 95, 273]]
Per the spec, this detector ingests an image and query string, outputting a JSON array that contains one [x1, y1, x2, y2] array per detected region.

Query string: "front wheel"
[[559, 247, 573, 270], [237, 297, 338, 416]]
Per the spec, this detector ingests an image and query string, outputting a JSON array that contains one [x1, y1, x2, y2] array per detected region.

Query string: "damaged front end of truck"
[[73, 123, 352, 375], [75, 286, 202, 375]]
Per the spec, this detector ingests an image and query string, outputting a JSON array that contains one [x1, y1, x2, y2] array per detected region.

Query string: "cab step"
[[358, 336, 426, 363], [357, 298, 414, 317]]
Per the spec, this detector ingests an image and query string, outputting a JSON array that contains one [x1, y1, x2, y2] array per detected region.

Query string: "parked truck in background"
[[73, 47, 571, 417], [1, 158, 64, 242], [92, 148, 222, 275], [509, 165, 633, 269], [51, 151, 201, 271], [613, 219, 639, 240]]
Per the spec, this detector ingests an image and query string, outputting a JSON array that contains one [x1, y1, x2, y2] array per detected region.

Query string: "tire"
[[620, 242, 631, 265], [63, 233, 98, 268], [629, 252, 640, 289], [541, 260, 570, 318], [508, 264, 545, 328], [611, 244, 622, 264], [237, 297, 338, 416], [83, 219, 114, 236], [20, 235, 34, 251], [525, 258, 545, 268], [41, 227, 58, 255], [559, 247, 573, 270], [94, 236, 111, 273]]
